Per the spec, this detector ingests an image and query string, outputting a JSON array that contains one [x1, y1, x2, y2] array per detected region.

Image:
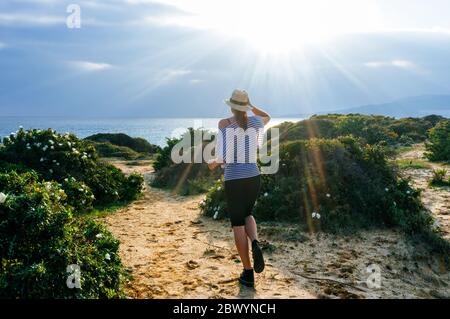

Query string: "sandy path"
[[102, 161, 313, 299], [396, 145, 450, 240], [101, 160, 450, 299]]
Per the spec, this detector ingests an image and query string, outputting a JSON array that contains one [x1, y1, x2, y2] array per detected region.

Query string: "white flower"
[[49, 169, 53, 174], [114, 191, 118, 195], [64, 178, 68, 182], [264, 192, 268, 197], [96, 233, 103, 239], [91, 195, 95, 199], [326, 193, 331, 198], [312, 212, 317, 218], [316, 213, 321, 220], [49, 139, 54, 145], [0, 192, 7, 204], [40, 158, 45, 162], [217, 186, 221, 191], [52, 160, 57, 163], [82, 155, 87, 160], [406, 190, 410, 194], [50, 146, 54, 150], [105, 253, 111, 261], [56, 162, 60, 166], [385, 188, 389, 192], [213, 211, 219, 220]]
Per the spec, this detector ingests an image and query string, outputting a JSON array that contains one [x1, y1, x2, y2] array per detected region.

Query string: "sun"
[[155, 0, 382, 55]]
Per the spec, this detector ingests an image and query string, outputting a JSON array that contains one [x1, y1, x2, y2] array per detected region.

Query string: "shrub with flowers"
[[0, 171, 126, 298], [61, 177, 95, 212], [201, 137, 448, 254], [0, 128, 143, 210]]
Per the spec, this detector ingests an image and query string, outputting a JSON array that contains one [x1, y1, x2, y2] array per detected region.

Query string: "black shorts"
[[224, 175, 261, 227]]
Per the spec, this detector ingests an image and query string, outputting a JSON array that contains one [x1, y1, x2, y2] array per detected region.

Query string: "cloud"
[[364, 60, 415, 69], [0, 13, 64, 26], [189, 79, 203, 84], [160, 68, 191, 81], [69, 61, 114, 72]]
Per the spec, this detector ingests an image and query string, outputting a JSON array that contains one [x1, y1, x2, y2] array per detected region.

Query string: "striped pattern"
[[216, 116, 264, 181]]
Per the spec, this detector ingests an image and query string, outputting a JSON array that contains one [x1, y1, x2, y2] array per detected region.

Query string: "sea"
[[0, 117, 301, 147]]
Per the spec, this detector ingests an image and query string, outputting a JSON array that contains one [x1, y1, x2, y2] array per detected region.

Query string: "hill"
[[333, 95, 450, 118]]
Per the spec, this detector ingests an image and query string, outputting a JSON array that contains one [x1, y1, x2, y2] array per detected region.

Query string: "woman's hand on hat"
[[247, 98, 254, 110]]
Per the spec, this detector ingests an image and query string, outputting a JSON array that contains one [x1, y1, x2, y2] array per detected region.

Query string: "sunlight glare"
[[151, 0, 382, 54]]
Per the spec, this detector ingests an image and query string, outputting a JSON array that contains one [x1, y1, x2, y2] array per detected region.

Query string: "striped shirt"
[[216, 116, 265, 181]]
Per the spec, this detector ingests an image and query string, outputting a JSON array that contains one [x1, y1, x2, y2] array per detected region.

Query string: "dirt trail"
[[396, 145, 450, 240], [101, 160, 450, 299], [102, 161, 313, 299]]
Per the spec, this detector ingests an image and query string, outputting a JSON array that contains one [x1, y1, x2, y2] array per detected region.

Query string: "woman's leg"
[[245, 215, 258, 242], [233, 226, 252, 270]]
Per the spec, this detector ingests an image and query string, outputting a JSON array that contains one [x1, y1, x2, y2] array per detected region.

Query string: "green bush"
[[425, 120, 450, 162], [153, 137, 183, 172], [201, 137, 446, 254], [152, 128, 221, 195], [0, 128, 143, 209], [61, 177, 95, 212], [87, 141, 140, 160], [277, 114, 444, 146], [430, 169, 450, 187], [85, 133, 160, 154], [0, 171, 125, 298]]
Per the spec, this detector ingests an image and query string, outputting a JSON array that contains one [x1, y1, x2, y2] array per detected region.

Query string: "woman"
[[208, 89, 271, 288]]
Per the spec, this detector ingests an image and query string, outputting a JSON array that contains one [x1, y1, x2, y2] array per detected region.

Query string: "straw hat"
[[224, 89, 252, 112]]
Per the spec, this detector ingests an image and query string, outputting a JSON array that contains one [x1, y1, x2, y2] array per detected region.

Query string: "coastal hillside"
[[332, 95, 450, 118], [0, 115, 448, 299], [103, 151, 449, 299]]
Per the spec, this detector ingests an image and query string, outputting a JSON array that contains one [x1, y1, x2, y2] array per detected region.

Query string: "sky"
[[1, 0, 450, 117]]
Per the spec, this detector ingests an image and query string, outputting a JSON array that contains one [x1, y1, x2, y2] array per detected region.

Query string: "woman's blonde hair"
[[232, 109, 248, 130]]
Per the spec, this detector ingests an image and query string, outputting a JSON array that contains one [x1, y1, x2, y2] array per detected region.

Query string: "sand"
[[396, 144, 450, 240], [100, 156, 449, 299]]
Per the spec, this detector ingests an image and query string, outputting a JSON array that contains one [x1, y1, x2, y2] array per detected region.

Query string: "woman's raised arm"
[[249, 101, 271, 125]]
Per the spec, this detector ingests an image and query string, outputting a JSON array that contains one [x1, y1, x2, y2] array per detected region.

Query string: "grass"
[[396, 145, 415, 153], [79, 196, 142, 219], [125, 160, 154, 166], [430, 180, 450, 188], [394, 159, 431, 169]]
